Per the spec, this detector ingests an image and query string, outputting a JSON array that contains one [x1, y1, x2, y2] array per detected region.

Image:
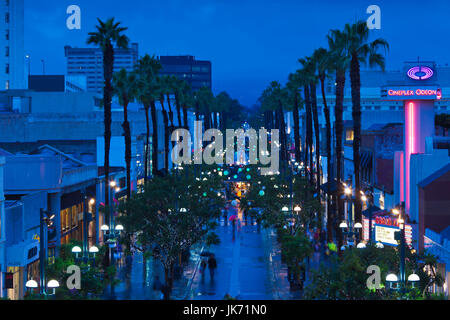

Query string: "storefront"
[[5, 240, 39, 300], [363, 211, 413, 246]]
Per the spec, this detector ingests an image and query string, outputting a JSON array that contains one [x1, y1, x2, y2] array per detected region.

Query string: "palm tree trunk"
[[175, 93, 182, 128], [304, 85, 313, 183], [144, 104, 150, 181], [183, 106, 189, 130], [320, 75, 333, 242], [310, 83, 321, 197], [160, 98, 170, 173], [350, 53, 362, 226], [335, 70, 345, 249], [103, 44, 114, 209], [150, 101, 159, 176], [122, 99, 132, 199], [293, 92, 301, 163]]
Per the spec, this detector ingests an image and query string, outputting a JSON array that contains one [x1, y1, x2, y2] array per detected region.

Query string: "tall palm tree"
[[87, 18, 129, 208], [328, 28, 350, 248], [135, 54, 162, 179], [259, 81, 289, 169], [113, 69, 137, 200], [298, 59, 315, 184], [313, 47, 334, 241], [215, 92, 231, 132], [344, 21, 389, 224], [287, 70, 303, 164], [157, 76, 171, 173]]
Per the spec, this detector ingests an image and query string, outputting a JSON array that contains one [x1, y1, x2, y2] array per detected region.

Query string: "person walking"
[[208, 254, 217, 280], [200, 258, 207, 278]]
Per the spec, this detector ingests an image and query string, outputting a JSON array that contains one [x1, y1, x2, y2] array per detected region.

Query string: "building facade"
[[64, 43, 139, 94], [0, 0, 25, 90], [159, 55, 212, 92]]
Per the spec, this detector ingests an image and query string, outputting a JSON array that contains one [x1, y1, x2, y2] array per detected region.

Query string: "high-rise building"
[[0, 0, 25, 90], [64, 43, 139, 94], [159, 55, 212, 92]]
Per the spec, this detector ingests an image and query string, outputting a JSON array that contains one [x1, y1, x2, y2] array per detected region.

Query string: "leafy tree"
[[118, 166, 225, 299]]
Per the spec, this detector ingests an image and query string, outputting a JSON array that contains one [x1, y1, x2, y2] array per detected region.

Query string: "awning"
[[320, 179, 339, 195], [362, 205, 382, 218]]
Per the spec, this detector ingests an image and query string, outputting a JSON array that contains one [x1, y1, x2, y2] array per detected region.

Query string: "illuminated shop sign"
[[364, 215, 413, 246], [407, 66, 434, 80], [383, 87, 441, 100]]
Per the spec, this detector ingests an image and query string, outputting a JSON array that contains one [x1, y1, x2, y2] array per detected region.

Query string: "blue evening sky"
[[24, 0, 450, 107]]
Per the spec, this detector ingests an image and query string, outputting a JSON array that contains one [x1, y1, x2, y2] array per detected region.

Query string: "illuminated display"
[[407, 66, 434, 80], [383, 87, 442, 100]]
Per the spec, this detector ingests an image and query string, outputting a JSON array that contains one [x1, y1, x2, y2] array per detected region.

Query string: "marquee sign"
[[382, 87, 442, 100]]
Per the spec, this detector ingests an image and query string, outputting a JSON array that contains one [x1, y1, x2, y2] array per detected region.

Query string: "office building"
[[64, 43, 139, 94], [0, 0, 25, 90], [159, 55, 212, 92], [28, 75, 86, 92]]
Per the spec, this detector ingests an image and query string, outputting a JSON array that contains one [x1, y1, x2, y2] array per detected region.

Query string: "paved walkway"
[[106, 208, 327, 300]]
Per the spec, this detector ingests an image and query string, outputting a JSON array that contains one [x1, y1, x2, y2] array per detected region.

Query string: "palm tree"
[[313, 47, 334, 241], [215, 92, 233, 132], [287, 70, 303, 164], [135, 54, 162, 179], [298, 59, 315, 184], [87, 18, 129, 208], [327, 28, 350, 248], [344, 21, 389, 224], [157, 76, 171, 173], [259, 81, 289, 169], [113, 69, 137, 200], [196, 86, 215, 131]]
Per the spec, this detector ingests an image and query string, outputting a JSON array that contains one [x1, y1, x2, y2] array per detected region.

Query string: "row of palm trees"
[[260, 20, 389, 245], [87, 18, 243, 207]]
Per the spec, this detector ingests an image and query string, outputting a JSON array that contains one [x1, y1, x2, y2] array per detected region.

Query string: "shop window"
[[345, 129, 354, 142]]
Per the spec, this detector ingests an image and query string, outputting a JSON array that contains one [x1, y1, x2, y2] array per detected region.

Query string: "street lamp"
[[26, 279, 59, 296]]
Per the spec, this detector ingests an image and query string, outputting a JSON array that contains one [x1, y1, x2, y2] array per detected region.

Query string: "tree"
[[135, 54, 162, 179], [313, 47, 334, 242], [287, 70, 304, 164], [118, 167, 225, 299], [304, 243, 444, 300], [258, 81, 290, 169], [113, 69, 137, 199], [327, 28, 350, 250], [87, 17, 129, 208], [344, 21, 389, 225], [157, 75, 171, 173]]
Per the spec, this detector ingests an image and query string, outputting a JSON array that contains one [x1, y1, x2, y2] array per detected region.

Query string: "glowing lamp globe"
[[339, 222, 348, 229], [89, 246, 99, 253], [375, 242, 384, 249], [408, 273, 420, 282], [71, 246, 82, 254], [356, 242, 366, 249], [386, 274, 398, 282], [25, 280, 38, 288], [354, 222, 363, 229], [47, 280, 60, 288]]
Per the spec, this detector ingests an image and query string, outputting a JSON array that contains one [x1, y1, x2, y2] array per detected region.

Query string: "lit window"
[[346, 129, 354, 141]]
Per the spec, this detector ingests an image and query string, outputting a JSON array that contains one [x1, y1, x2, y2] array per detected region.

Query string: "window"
[[5, 46, 9, 57], [374, 106, 381, 110], [5, 13, 9, 24], [441, 106, 447, 110], [5, 80, 9, 90], [6, 0, 9, 6], [389, 106, 396, 110], [5, 29, 9, 40], [5, 63, 9, 74], [345, 129, 354, 142]]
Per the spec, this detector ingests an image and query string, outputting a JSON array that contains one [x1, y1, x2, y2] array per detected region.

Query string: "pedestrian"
[[153, 275, 162, 291], [160, 283, 171, 300], [208, 254, 217, 280], [200, 258, 207, 276]]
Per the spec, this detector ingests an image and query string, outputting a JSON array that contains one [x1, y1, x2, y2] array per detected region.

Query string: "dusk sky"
[[25, 0, 450, 107]]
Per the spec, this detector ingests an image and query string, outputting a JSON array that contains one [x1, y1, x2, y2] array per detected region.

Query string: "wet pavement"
[[108, 206, 325, 300]]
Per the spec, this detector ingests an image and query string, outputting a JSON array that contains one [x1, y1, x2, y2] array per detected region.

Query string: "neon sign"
[[407, 66, 434, 80], [384, 87, 442, 100]]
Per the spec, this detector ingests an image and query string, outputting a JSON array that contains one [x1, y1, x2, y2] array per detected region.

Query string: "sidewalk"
[[107, 243, 204, 300]]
